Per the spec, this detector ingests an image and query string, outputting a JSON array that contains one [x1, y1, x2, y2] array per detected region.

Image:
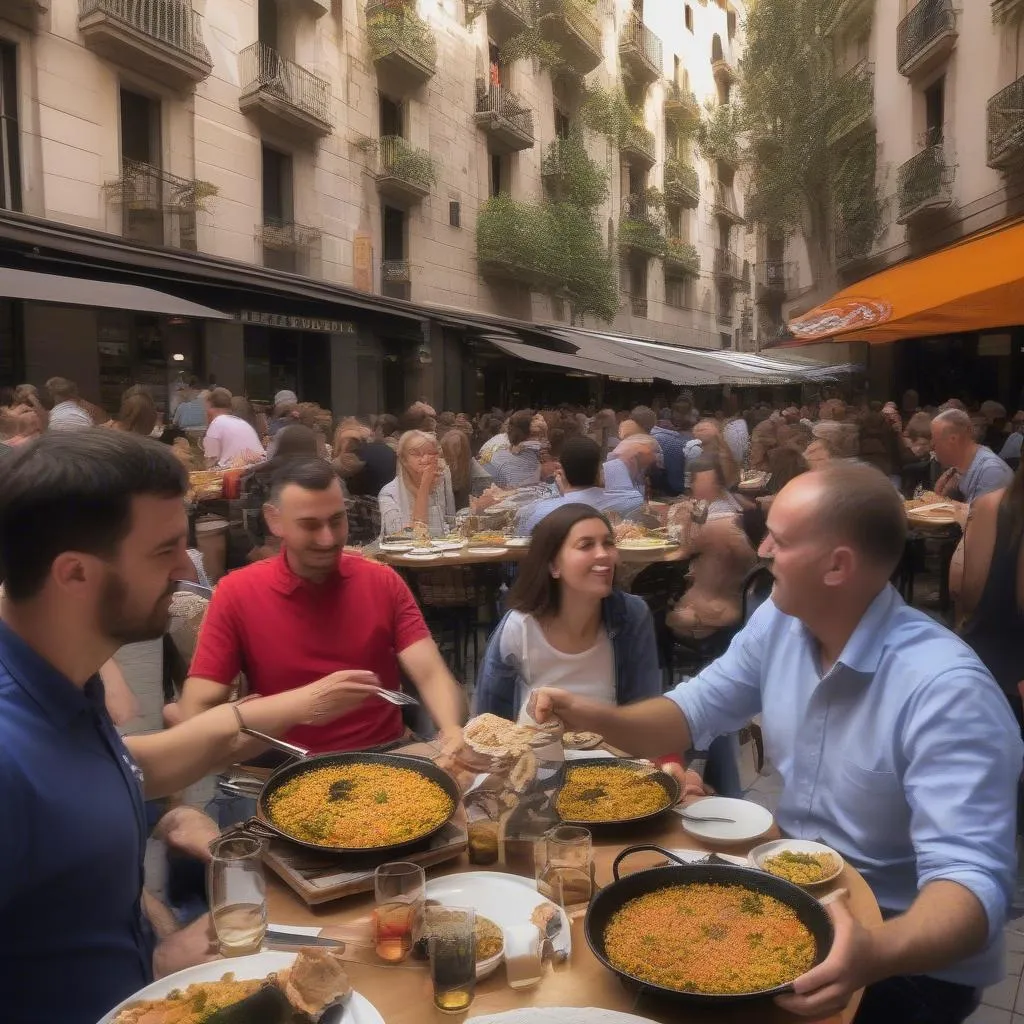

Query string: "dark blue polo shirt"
[[0, 619, 155, 1024]]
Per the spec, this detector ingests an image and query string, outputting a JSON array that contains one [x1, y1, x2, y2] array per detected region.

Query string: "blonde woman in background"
[[693, 418, 741, 488], [378, 429, 456, 536]]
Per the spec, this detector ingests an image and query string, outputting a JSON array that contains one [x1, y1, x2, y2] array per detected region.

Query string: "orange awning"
[[787, 217, 1024, 344]]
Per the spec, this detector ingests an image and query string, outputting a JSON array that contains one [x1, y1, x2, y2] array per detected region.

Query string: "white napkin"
[[466, 1010, 657, 1024]]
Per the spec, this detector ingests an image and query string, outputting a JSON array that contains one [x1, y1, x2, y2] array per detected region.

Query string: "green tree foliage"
[[741, 0, 880, 281]]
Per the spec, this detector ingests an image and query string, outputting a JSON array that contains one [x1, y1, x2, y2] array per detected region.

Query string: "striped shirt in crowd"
[[487, 444, 542, 489]]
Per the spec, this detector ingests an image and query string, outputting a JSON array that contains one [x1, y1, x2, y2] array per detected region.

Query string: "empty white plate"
[[466, 547, 508, 556], [677, 796, 774, 845], [467, 1012, 656, 1024]]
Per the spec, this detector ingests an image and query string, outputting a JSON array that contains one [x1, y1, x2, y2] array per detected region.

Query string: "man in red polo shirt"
[[179, 459, 464, 754]]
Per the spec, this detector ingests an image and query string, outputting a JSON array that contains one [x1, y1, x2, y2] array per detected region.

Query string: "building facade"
[[0, 0, 754, 415], [761, 0, 1024, 404]]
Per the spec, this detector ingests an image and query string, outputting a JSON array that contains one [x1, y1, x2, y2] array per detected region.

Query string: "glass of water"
[[208, 834, 267, 957]]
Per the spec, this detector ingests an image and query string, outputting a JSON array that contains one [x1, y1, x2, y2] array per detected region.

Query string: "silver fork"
[[371, 687, 419, 707]]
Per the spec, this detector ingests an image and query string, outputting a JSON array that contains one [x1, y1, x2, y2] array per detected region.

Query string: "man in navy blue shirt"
[[0, 430, 376, 1024]]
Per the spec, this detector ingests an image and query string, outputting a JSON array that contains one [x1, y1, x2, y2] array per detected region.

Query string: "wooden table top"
[[266, 813, 880, 1024], [368, 543, 688, 569]]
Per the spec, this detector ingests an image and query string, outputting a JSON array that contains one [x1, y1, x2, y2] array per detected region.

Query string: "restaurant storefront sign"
[[238, 310, 357, 334]]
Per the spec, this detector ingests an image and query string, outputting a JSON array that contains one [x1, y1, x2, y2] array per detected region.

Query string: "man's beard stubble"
[[99, 568, 175, 645]]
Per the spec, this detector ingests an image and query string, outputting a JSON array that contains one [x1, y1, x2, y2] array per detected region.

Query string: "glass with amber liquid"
[[427, 906, 477, 1014], [535, 825, 593, 919], [373, 862, 425, 963], [208, 835, 267, 957]]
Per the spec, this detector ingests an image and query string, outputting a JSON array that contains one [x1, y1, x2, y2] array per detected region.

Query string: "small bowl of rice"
[[749, 839, 844, 888]]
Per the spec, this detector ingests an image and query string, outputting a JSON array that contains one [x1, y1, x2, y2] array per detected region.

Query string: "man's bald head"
[[933, 408, 972, 437], [778, 462, 907, 574]]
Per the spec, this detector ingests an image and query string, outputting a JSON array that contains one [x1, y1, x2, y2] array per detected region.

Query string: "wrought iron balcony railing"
[[78, 0, 212, 86], [630, 294, 649, 318], [664, 158, 700, 208], [828, 59, 874, 147], [664, 238, 699, 277], [366, 2, 437, 80], [987, 74, 1024, 172], [896, 133, 954, 223], [466, 0, 530, 43], [619, 120, 656, 165], [710, 181, 743, 223], [992, 0, 1024, 22], [619, 10, 662, 84], [619, 194, 665, 259], [375, 135, 437, 203], [535, 0, 602, 75], [664, 80, 700, 129], [713, 247, 742, 282], [239, 42, 332, 136], [474, 82, 535, 152], [756, 258, 793, 298], [897, 0, 956, 78]]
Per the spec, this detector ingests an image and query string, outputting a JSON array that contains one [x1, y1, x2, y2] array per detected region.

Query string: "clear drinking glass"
[[208, 834, 267, 957], [426, 906, 477, 1014], [373, 862, 426, 963], [535, 825, 593, 918]]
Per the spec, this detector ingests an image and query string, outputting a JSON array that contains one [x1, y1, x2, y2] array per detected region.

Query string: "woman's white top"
[[499, 611, 615, 717]]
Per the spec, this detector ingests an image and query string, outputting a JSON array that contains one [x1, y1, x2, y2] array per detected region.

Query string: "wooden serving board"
[[263, 819, 468, 906]]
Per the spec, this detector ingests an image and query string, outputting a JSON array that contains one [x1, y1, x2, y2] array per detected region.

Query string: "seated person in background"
[[999, 411, 1024, 466], [932, 408, 1014, 504], [531, 462, 1023, 1024], [804, 432, 840, 470], [760, 444, 809, 512], [474, 504, 661, 721], [202, 387, 265, 468], [604, 433, 659, 495], [688, 454, 743, 519], [650, 408, 687, 496], [487, 411, 545, 489], [691, 419, 741, 488], [178, 458, 464, 756], [378, 429, 456, 538], [516, 437, 643, 535], [440, 427, 491, 510]]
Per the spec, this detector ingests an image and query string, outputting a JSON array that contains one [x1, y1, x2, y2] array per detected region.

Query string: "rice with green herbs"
[[267, 763, 452, 848]]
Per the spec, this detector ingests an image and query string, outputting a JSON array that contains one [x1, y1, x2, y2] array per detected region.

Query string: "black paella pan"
[[231, 746, 461, 856], [584, 845, 835, 1006], [556, 757, 681, 828]]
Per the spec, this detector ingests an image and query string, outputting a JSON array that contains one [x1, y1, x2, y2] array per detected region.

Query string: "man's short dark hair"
[[269, 457, 342, 503], [0, 431, 187, 601], [560, 436, 601, 488], [812, 462, 907, 572]]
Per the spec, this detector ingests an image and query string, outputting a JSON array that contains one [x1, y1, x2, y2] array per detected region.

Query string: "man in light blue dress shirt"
[[516, 436, 644, 535], [529, 461, 1023, 1024]]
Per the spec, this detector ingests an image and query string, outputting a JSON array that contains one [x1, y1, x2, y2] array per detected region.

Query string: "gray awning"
[[0, 266, 231, 319], [483, 335, 675, 382]]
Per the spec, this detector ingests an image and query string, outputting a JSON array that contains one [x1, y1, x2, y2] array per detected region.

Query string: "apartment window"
[[673, 56, 682, 86], [119, 88, 162, 244], [380, 96, 403, 138], [490, 152, 509, 197], [488, 42, 502, 87], [666, 277, 690, 310], [719, 332, 732, 350], [258, 0, 279, 49], [727, 10, 737, 40], [718, 220, 731, 249], [554, 108, 571, 139], [382, 204, 408, 299], [262, 144, 296, 272], [0, 42, 20, 212], [924, 77, 944, 144], [684, 6, 693, 33]]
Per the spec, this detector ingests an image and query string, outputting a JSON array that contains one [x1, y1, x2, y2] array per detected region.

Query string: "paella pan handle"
[[612, 844, 692, 882], [240, 726, 311, 762]]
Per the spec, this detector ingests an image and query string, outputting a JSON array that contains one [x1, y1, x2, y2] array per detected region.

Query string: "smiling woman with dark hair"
[[473, 503, 661, 721]]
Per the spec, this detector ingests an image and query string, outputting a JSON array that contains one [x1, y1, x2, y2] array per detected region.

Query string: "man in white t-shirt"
[[202, 388, 264, 468], [44, 377, 94, 432]]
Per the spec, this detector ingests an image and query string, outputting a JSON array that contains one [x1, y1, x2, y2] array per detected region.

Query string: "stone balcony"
[[987, 74, 1024, 173], [474, 83, 535, 154], [535, 0, 603, 75], [619, 10, 662, 86], [366, 1, 437, 84], [374, 135, 437, 206], [238, 42, 332, 143], [897, 0, 957, 80], [664, 158, 700, 209], [78, 0, 212, 91], [896, 137, 954, 224]]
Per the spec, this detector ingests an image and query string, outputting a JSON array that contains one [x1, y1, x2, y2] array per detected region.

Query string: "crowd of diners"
[[1, 376, 1024, 1024]]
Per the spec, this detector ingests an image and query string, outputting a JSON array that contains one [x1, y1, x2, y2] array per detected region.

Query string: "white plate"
[[378, 541, 414, 552], [426, 871, 571, 979], [432, 539, 467, 551], [677, 796, 774, 845], [466, 547, 508, 556], [468, 1011, 658, 1024], [398, 548, 439, 559], [615, 539, 675, 551], [748, 838, 845, 887], [97, 951, 384, 1024], [504, 537, 531, 547]]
